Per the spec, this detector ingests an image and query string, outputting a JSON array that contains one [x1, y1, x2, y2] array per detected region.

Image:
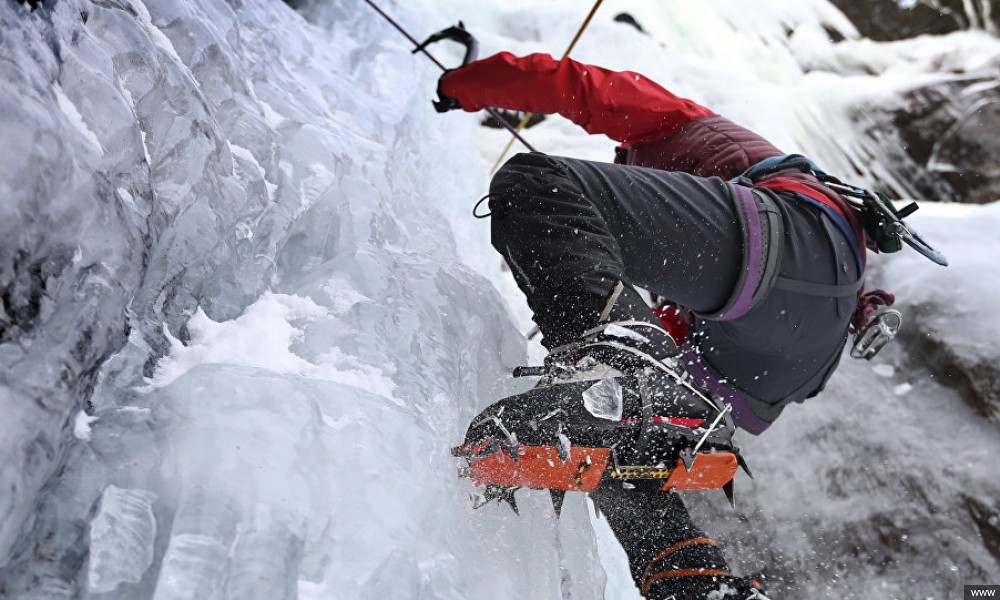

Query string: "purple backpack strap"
[[699, 184, 783, 322]]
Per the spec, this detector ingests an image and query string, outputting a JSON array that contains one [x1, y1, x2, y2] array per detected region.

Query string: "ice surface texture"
[[88, 486, 158, 593], [0, 0, 594, 597]]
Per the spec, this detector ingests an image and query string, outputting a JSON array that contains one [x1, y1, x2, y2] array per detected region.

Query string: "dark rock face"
[[859, 75, 1000, 204], [687, 352, 1000, 598], [830, 0, 1000, 41], [821, 2, 1000, 204], [902, 305, 1000, 424], [928, 97, 1000, 202], [967, 496, 1000, 565], [898, 78, 1000, 203]]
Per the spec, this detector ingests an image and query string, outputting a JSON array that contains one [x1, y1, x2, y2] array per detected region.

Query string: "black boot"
[[453, 283, 740, 502], [542, 282, 681, 381], [592, 480, 772, 599]]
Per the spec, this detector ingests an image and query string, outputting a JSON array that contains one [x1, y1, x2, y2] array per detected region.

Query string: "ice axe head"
[[413, 22, 479, 68]]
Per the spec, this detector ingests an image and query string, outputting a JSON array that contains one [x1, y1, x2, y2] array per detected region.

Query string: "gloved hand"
[[851, 289, 895, 333], [432, 70, 462, 113], [412, 23, 477, 113]]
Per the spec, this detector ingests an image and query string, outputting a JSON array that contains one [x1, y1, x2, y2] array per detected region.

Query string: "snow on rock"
[[877, 201, 1000, 422], [72, 411, 99, 442]]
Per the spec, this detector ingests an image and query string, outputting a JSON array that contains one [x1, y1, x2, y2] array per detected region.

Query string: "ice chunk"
[[872, 364, 895, 378], [153, 485, 239, 600], [155, 534, 232, 599], [583, 379, 624, 421], [557, 431, 573, 461], [223, 504, 303, 600], [604, 324, 650, 344], [88, 486, 158, 594]]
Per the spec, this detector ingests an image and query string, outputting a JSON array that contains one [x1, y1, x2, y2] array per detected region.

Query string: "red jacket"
[[441, 52, 868, 260]]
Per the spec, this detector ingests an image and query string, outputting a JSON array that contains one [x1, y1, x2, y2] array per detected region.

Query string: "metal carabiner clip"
[[851, 308, 903, 360]]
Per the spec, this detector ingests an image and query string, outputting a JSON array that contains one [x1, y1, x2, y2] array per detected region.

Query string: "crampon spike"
[[722, 479, 735, 508], [680, 448, 696, 472], [556, 432, 570, 464], [737, 453, 754, 480], [505, 444, 519, 464], [475, 485, 520, 514], [471, 487, 494, 510], [550, 489, 567, 518], [500, 488, 519, 514]]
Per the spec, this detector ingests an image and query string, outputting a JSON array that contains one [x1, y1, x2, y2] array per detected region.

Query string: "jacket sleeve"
[[439, 52, 714, 145]]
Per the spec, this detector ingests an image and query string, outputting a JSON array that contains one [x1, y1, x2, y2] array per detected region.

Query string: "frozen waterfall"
[[2, 0, 1000, 598]]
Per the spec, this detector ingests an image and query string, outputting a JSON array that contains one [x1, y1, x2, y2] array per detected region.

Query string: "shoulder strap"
[[735, 154, 827, 184]]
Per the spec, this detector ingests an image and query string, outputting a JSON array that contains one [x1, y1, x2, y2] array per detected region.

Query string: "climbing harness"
[[488, 0, 606, 174], [361, 0, 536, 152], [736, 154, 949, 266], [736, 154, 949, 361], [700, 184, 784, 322]]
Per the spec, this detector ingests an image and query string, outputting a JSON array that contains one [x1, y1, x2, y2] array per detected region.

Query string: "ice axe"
[[361, 1, 536, 152]]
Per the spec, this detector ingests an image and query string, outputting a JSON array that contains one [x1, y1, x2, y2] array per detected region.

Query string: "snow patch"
[[321, 280, 372, 314], [872, 364, 896, 378], [148, 293, 327, 387], [73, 411, 99, 441], [147, 293, 397, 399], [894, 382, 914, 396]]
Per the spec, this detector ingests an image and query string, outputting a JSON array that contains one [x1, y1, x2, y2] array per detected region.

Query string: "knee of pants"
[[488, 153, 581, 215], [488, 153, 592, 251]]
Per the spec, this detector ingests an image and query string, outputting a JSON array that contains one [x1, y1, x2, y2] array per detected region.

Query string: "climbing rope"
[[362, 0, 537, 152], [488, 0, 605, 175]]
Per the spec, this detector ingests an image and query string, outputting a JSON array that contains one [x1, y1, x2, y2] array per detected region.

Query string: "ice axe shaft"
[[361, 0, 536, 152], [489, 0, 606, 174]]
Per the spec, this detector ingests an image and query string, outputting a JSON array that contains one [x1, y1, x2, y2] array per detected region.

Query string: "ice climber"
[[440, 50, 880, 600]]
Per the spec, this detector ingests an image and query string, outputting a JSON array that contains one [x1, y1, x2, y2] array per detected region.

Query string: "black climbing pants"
[[489, 152, 742, 346], [488, 153, 860, 415]]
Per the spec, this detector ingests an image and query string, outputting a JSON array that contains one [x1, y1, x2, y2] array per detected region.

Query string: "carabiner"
[[850, 308, 903, 360]]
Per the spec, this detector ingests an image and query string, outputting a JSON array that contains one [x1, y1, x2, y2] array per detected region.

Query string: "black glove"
[[432, 69, 462, 113], [413, 23, 477, 113]]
